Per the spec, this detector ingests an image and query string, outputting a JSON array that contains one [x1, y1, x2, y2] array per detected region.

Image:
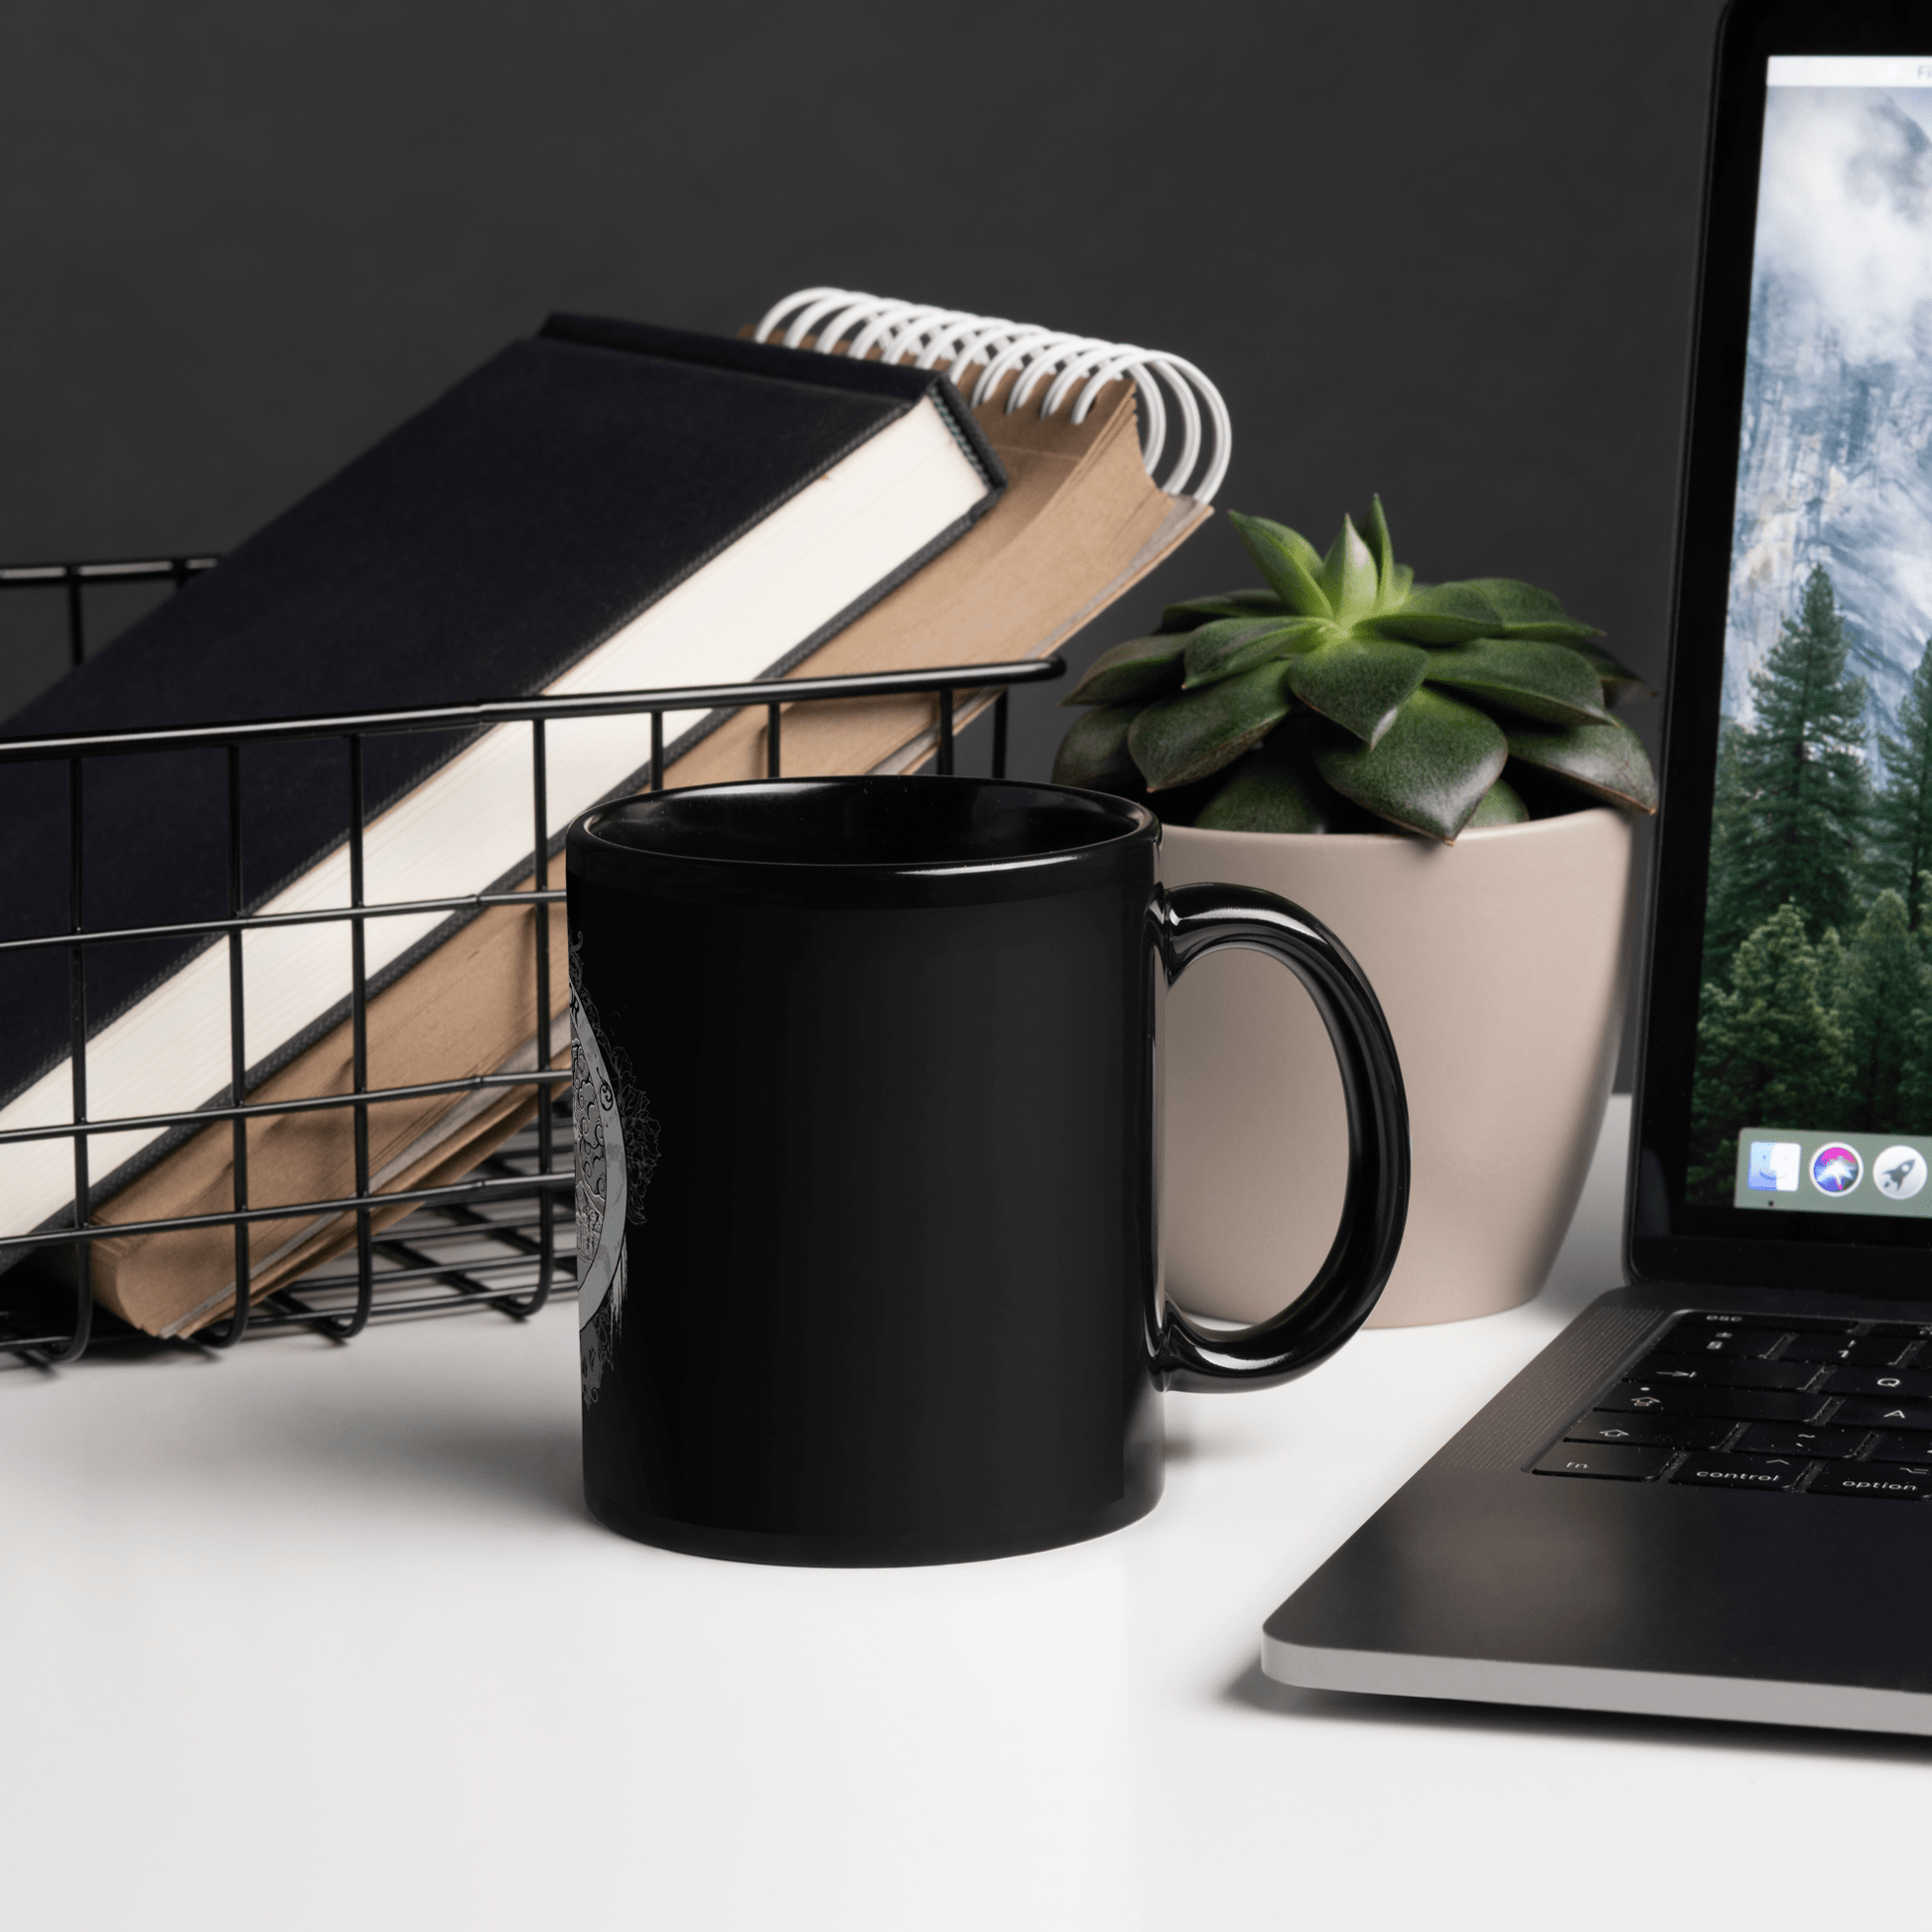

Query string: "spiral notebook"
[[679, 288, 1227, 784], [53, 291, 1230, 1336]]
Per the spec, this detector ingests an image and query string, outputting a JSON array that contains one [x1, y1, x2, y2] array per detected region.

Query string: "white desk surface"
[[6, 1094, 1926, 1932]]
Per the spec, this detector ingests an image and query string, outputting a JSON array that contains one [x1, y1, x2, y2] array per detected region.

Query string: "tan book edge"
[[82, 371, 1209, 1336], [79, 887, 569, 1336], [670, 367, 1210, 785]]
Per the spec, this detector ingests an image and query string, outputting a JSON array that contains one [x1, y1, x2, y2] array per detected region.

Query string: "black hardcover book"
[[0, 316, 1003, 1240]]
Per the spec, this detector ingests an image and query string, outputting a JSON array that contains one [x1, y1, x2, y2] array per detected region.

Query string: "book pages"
[[666, 370, 1209, 785]]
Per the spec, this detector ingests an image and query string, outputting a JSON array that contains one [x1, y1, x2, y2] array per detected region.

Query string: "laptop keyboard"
[[1533, 1311, 1932, 1499]]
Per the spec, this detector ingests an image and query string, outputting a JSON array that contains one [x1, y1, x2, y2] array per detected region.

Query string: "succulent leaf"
[[1566, 638, 1656, 707], [1420, 638, 1610, 728], [1193, 732, 1331, 834], [1363, 496, 1396, 605], [1225, 512, 1332, 619], [1128, 662, 1293, 791], [1466, 577, 1565, 618], [1464, 775, 1530, 827], [1158, 589, 1292, 633], [1051, 703, 1146, 789], [1366, 581, 1508, 644], [1240, 515, 1323, 579], [1062, 633, 1188, 706], [1311, 687, 1509, 842], [1447, 577, 1602, 642], [1183, 617, 1330, 688], [1505, 715, 1659, 812], [1391, 564, 1415, 601], [1284, 635, 1430, 747], [1370, 578, 1600, 645], [1452, 577, 1596, 631], [1318, 515, 1380, 621]]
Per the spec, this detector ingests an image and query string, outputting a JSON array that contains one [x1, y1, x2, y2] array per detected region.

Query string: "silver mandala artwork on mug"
[[570, 932, 660, 1401]]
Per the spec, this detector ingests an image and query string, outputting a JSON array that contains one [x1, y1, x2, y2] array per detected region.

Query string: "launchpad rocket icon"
[[1873, 1146, 1926, 1201]]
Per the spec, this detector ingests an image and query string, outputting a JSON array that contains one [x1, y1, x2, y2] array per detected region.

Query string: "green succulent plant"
[[1052, 500, 1657, 842]]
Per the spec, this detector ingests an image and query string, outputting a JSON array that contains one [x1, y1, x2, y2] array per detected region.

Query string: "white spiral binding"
[[752, 287, 1231, 503]]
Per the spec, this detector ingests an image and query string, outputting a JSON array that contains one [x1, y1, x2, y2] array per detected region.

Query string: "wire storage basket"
[[0, 555, 1062, 1366]]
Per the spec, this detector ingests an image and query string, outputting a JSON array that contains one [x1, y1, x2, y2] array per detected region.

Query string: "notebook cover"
[[0, 321, 1004, 1133]]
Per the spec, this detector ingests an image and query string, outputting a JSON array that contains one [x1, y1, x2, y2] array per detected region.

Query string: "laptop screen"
[[1687, 53, 1932, 1237]]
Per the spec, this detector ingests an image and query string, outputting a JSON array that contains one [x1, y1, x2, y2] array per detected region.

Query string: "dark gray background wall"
[[1, 0, 1730, 1068]]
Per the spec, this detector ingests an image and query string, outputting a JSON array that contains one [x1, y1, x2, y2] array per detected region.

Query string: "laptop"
[[1262, 0, 1932, 1737]]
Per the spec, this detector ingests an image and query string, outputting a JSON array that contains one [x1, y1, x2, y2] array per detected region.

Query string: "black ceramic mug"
[[566, 775, 1408, 1565]]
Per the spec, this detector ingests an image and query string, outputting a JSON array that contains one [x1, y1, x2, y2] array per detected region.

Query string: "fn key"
[[1533, 1444, 1675, 1481]]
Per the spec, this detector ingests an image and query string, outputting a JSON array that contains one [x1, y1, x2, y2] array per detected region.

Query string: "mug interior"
[[579, 775, 1152, 871]]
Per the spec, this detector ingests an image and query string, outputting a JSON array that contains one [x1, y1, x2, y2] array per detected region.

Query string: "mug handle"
[[1152, 882, 1411, 1393]]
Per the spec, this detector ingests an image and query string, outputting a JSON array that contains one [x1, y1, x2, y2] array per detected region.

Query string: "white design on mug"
[[570, 933, 659, 1402]]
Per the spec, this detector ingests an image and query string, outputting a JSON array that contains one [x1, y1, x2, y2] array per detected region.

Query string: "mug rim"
[[565, 775, 1160, 909], [570, 774, 1159, 875]]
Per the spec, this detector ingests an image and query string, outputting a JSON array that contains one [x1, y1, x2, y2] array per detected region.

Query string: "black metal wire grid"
[[0, 555, 1064, 1366]]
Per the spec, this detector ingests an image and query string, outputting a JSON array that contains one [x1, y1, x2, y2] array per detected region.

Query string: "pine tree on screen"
[[1702, 566, 1870, 966], [1701, 719, 1749, 988], [1688, 900, 1848, 1199], [1834, 890, 1928, 1131], [1899, 1010, 1932, 1128], [1867, 640, 1932, 932]]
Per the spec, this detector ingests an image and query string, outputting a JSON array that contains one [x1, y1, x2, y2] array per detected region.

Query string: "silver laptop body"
[[1264, 0, 1932, 1735]]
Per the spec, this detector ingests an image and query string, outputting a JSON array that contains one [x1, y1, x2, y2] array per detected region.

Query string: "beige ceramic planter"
[[1159, 808, 1633, 1327]]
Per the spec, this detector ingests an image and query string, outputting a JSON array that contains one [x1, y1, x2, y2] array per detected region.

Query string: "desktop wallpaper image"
[[1694, 77, 1932, 1199]]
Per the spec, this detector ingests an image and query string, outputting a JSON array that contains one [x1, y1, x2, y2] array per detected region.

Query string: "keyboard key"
[[1824, 1367, 1932, 1399], [1534, 1444, 1675, 1480], [1734, 1423, 1866, 1458], [1599, 1384, 1824, 1423], [1780, 1335, 1910, 1366], [1808, 1466, 1932, 1501], [1645, 1326, 1787, 1360], [1565, 1412, 1728, 1449], [1625, 1357, 1821, 1392], [1866, 1431, 1932, 1465], [1671, 1451, 1808, 1491], [1829, 1398, 1932, 1430], [1733, 1315, 1863, 1333], [1866, 1322, 1932, 1341]]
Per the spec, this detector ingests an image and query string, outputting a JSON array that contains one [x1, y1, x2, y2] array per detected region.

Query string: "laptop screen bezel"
[[1630, 0, 1932, 1295]]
